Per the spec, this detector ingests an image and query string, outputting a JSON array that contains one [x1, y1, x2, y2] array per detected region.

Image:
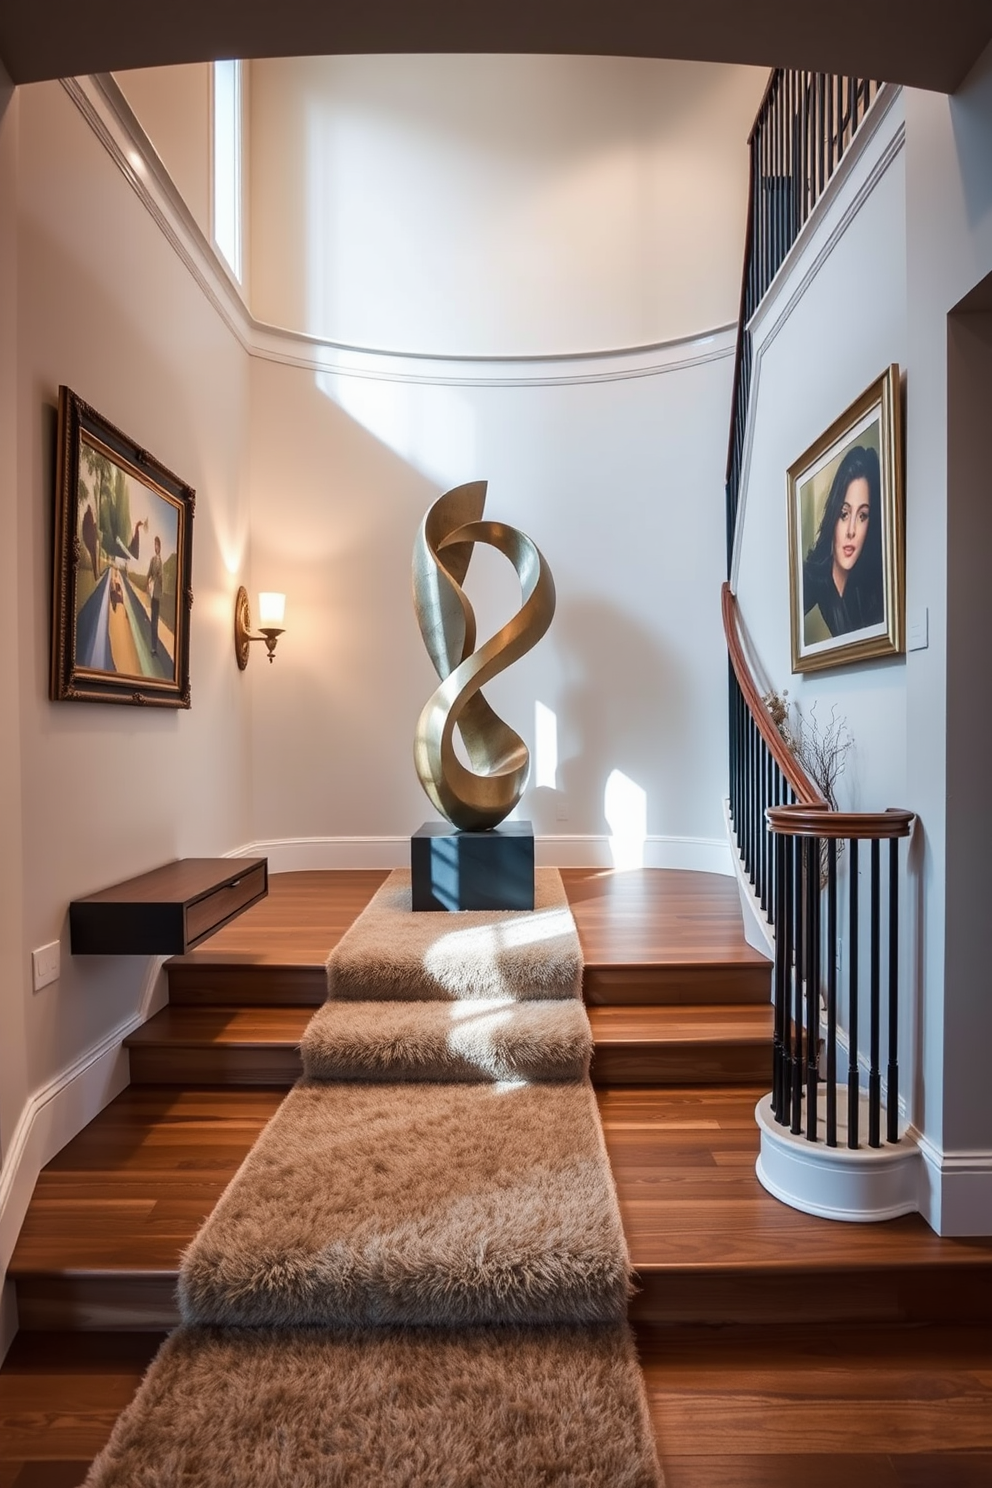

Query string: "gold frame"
[[787, 365, 904, 674]]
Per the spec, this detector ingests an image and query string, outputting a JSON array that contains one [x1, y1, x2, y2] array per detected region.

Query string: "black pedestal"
[[411, 821, 535, 912]]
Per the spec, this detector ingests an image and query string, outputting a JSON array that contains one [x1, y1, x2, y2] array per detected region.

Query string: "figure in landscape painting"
[[73, 436, 180, 682]]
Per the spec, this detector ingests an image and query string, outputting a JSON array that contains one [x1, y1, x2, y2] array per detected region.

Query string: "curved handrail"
[[766, 804, 915, 840], [722, 582, 825, 807]]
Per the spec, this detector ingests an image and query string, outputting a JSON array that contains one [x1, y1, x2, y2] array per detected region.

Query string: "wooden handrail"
[[766, 804, 915, 840], [721, 582, 824, 807]]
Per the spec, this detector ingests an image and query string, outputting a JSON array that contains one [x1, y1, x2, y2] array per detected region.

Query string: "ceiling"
[[0, 0, 990, 92]]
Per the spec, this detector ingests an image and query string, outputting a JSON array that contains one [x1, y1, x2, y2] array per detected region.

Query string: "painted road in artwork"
[[76, 565, 175, 680]]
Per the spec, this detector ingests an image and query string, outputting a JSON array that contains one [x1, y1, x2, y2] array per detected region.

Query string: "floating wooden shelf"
[[69, 858, 268, 955]]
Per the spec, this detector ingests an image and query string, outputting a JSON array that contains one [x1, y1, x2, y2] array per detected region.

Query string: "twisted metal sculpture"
[[413, 481, 556, 831]]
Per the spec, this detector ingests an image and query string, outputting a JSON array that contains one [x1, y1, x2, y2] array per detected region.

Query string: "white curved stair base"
[[755, 1091, 920, 1222]]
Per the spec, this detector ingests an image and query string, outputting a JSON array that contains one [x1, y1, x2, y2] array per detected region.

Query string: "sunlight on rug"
[[325, 868, 582, 1001]]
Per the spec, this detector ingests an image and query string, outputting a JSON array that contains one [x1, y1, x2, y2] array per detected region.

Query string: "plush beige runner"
[[85, 1322, 661, 1487], [84, 864, 664, 1485], [301, 998, 592, 1082], [325, 867, 583, 1001], [178, 1077, 630, 1329]]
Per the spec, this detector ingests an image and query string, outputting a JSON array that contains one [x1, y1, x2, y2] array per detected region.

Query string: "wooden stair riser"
[[15, 1276, 180, 1332], [19, 1262, 992, 1334], [591, 1044, 771, 1086], [584, 966, 770, 1006], [629, 1266, 992, 1328], [127, 1044, 303, 1086], [167, 964, 773, 1007]]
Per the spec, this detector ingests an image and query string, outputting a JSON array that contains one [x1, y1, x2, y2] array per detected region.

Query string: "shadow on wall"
[[522, 595, 686, 842]]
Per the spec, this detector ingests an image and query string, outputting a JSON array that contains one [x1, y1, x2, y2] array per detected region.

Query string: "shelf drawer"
[[70, 857, 269, 954], [185, 863, 267, 948]]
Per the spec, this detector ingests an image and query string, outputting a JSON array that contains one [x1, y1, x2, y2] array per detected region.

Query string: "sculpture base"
[[411, 821, 535, 912]]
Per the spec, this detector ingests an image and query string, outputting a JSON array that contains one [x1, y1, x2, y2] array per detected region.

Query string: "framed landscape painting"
[[787, 365, 904, 674], [50, 387, 195, 707]]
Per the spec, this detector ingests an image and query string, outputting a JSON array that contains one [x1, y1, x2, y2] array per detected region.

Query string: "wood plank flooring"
[[4, 866, 991, 1483]]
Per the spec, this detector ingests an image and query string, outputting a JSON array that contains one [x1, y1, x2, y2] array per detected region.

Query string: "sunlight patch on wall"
[[604, 768, 647, 870], [534, 700, 559, 790], [315, 370, 477, 487]]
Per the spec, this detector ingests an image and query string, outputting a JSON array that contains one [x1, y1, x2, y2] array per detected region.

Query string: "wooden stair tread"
[[13, 1083, 992, 1291], [598, 1086, 992, 1274], [165, 867, 772, 1006]]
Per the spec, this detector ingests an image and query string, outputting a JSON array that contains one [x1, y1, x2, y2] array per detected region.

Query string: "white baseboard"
[[237, 834, 734, 876], [914, 1130, 992, 1236]]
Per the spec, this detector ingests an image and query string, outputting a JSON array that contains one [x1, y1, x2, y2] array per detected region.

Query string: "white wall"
[[114, 64, 211, 237], [1, 76, 254, 1308], [249, 54, 766, 355], [246, 336, 736, 863]]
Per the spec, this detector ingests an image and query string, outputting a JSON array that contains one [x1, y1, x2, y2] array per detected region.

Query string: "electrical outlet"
[[32, 941, 60, 991], [556, 795, 568, 821]]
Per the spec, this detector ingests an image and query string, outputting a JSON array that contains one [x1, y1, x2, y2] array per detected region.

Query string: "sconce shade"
[[258, 592, 286, 626]]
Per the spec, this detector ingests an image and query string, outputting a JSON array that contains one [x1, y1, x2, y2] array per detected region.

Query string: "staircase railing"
[[723, 584, 823, 926], [726, 71, 880, 564], [723, 586, 915, 1152]]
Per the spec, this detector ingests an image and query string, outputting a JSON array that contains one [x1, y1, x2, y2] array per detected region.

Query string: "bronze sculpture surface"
[[412, 481, 555, 831]]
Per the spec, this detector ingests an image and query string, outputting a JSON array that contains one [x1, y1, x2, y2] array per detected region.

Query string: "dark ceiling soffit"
[[0, 2, 991, 92]]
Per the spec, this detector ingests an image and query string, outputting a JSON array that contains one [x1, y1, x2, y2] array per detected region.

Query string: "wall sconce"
[[234, 586, 286, 668]]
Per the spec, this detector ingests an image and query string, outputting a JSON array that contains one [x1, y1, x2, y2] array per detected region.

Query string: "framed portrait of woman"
[[787, 365, 904, 673]]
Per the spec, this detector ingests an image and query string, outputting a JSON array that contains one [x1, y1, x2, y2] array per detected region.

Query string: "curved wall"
[[248, 55, 766, 356]]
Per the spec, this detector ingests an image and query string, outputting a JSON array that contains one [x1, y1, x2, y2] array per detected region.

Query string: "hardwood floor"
[[3, 866, 991, 1483], [637, 1322, 992, 1488]]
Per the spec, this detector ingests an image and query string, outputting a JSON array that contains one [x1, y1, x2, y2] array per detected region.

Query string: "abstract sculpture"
[[413, 481, 556, 832]]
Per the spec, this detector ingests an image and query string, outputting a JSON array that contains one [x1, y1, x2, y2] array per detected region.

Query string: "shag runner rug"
[[86, 1324, 660, 1488], [84, 868, 663, 1486], [325, 867, 583, 1001], [301, 998, 593, 1082]]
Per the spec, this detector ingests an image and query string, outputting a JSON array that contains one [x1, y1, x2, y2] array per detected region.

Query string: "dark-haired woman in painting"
[[803, 444, 884, 639]]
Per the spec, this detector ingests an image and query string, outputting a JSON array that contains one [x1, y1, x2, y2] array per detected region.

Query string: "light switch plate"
[[32, 941, 60, 991], [907, 606, 929, 652]]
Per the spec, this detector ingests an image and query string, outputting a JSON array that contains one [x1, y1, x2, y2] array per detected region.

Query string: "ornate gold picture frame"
[[787, 365, 904, 674], [51, 387, 195, 707]]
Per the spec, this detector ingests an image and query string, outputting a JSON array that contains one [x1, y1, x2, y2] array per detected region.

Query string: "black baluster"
[[848, 837, 860, 1148], [773, 828, 787, 1116], [826, 837, 837, 1146], [805, 835, 819, 1141], [791, 834, 804, 1134], [887, 836, 900, 1143], [827, 71, 834, 178], [780, 828, 793, 1128], [869, 838, 881, 1148]]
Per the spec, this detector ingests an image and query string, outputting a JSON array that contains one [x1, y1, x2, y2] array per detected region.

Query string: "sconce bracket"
[[234, 586, 251, 670]]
